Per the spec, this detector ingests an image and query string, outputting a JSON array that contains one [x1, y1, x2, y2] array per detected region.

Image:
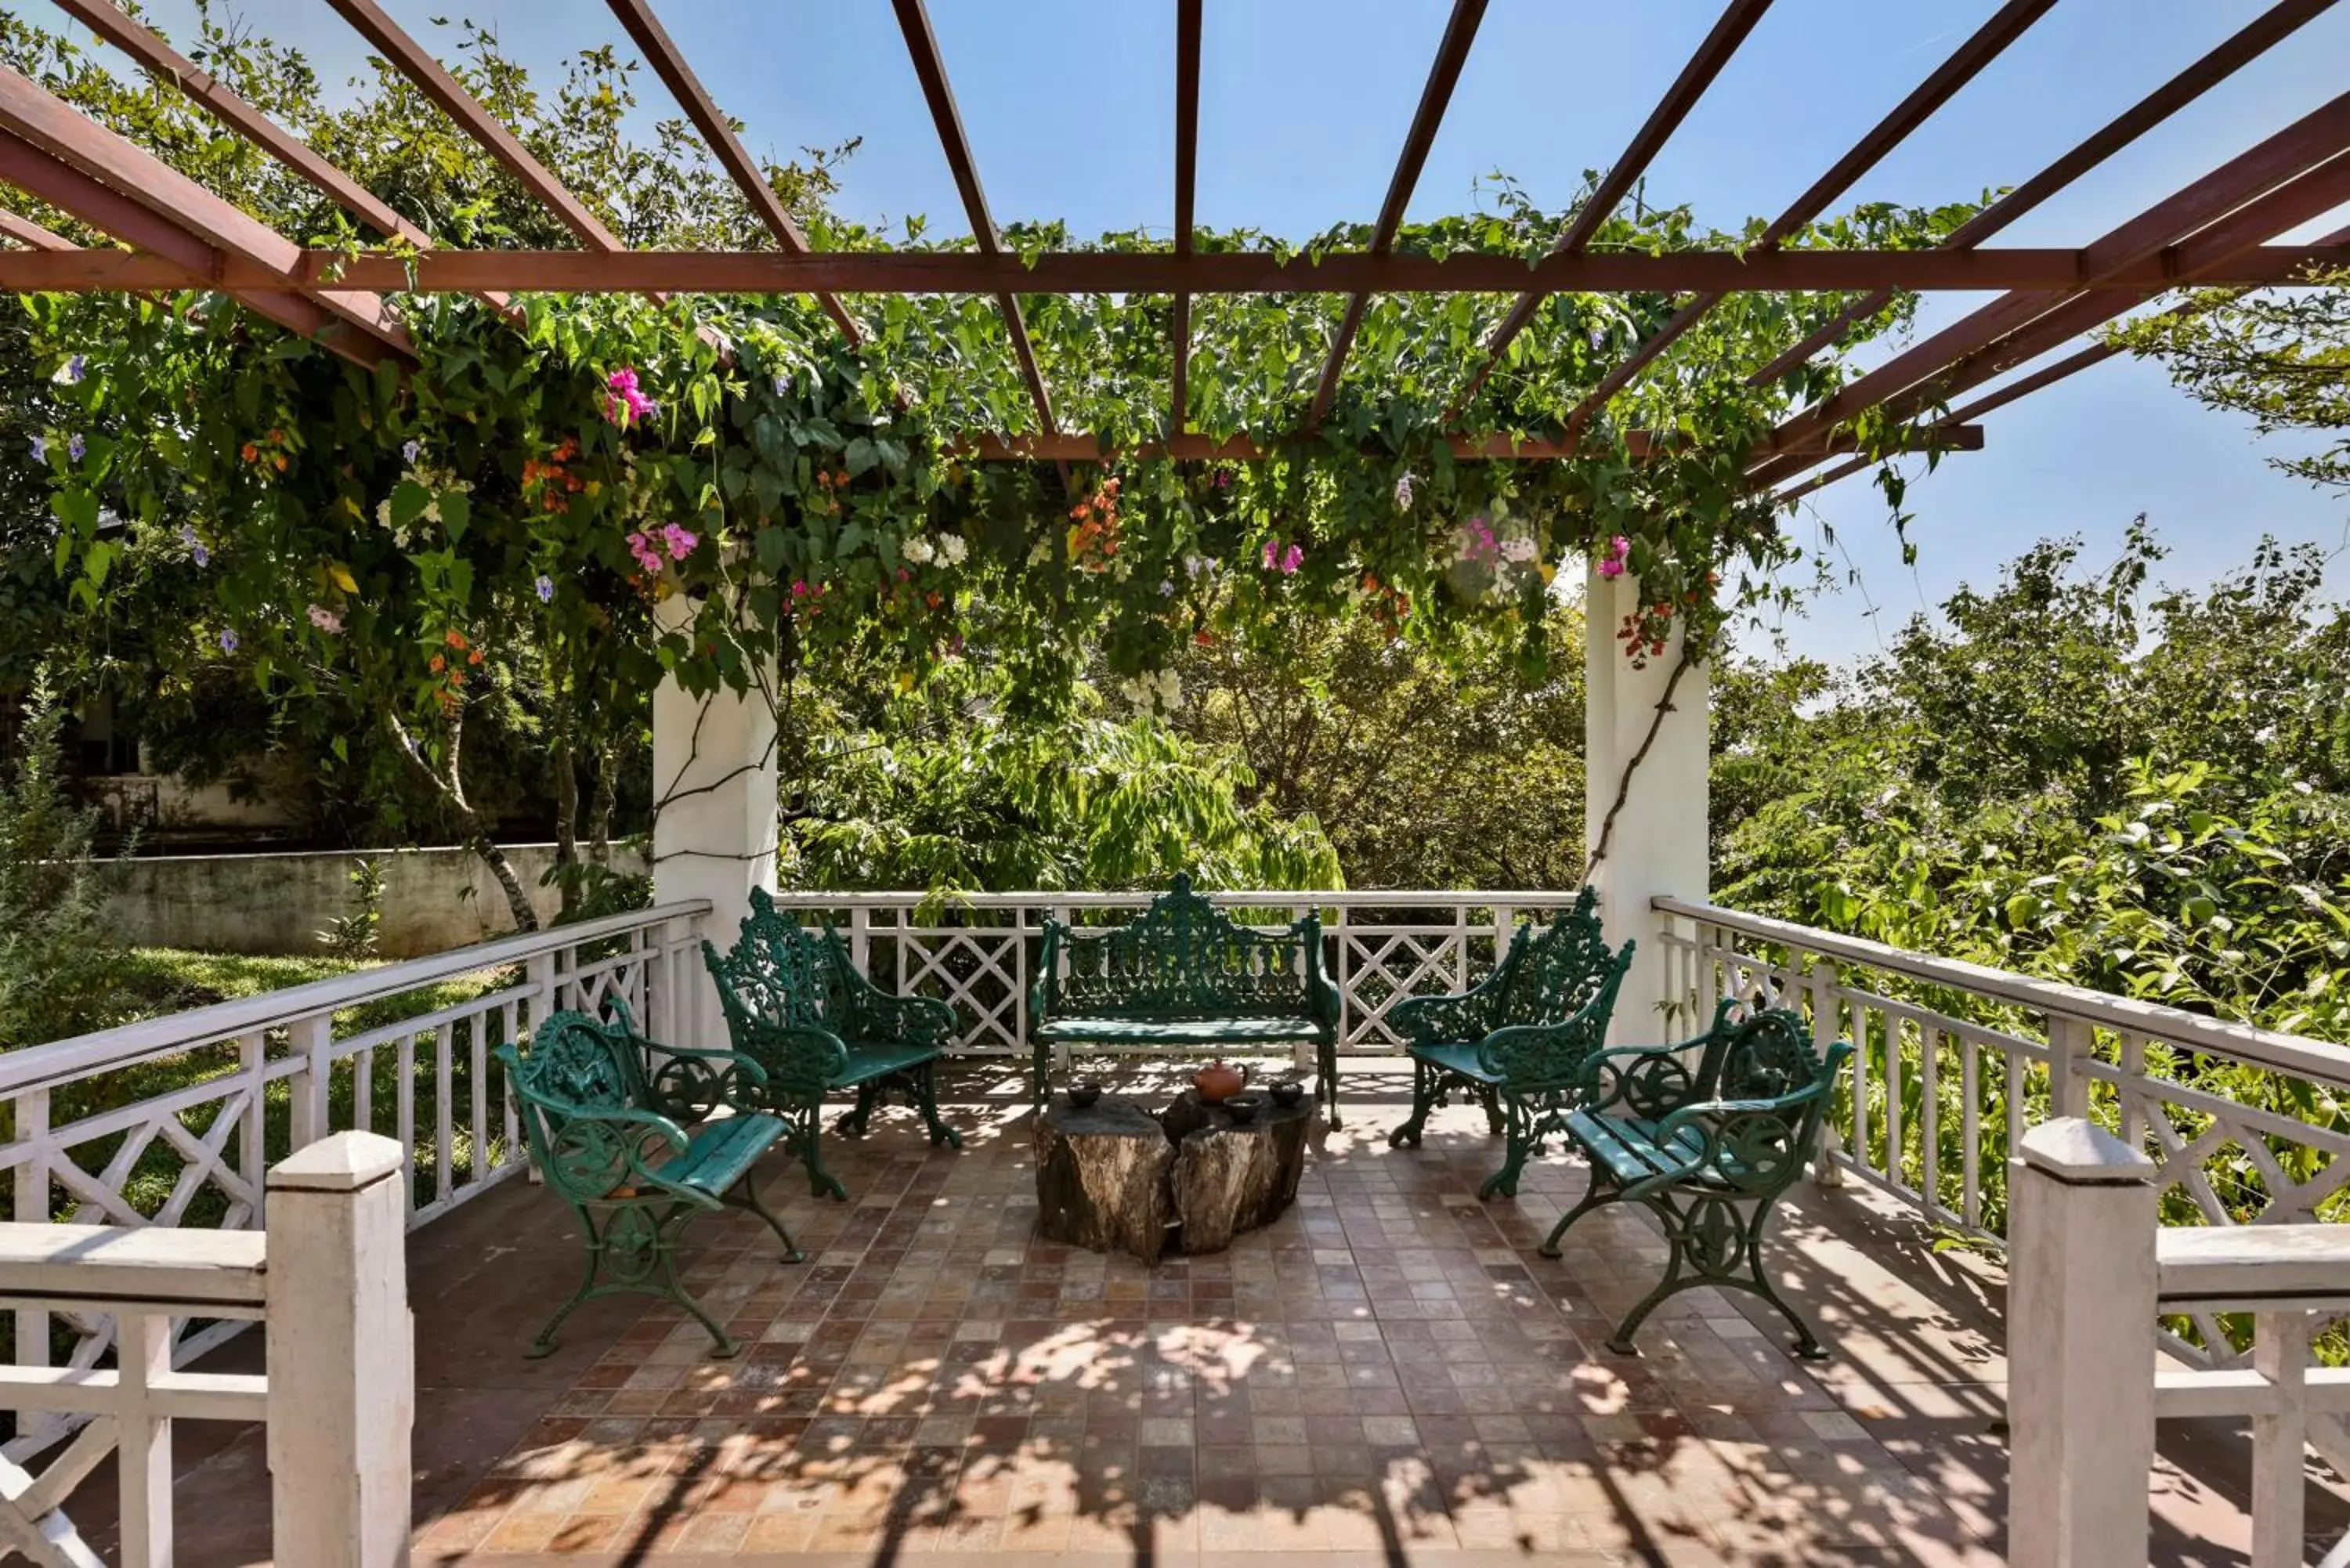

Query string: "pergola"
[[3, 0, 2348, 1017]]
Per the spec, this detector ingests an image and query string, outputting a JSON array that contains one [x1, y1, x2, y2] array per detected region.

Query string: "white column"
[[265, 1132, 413, 1568], [1583, 562, 1709, 1041], [2008, 1117, 2158, 1568], [651, 599, 779, 1034]]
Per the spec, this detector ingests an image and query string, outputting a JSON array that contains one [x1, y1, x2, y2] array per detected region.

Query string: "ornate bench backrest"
[[1688, 1003, 1855, 1186], [497, 1008, 660, 1201], [1047, 874, 1322, 1018], [1495, 887, 1632, 1028], [703, 887, 855, 1040]]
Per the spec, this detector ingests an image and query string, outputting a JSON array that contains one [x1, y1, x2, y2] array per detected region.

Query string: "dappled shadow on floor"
[[70, 1056, 2345, 1565]]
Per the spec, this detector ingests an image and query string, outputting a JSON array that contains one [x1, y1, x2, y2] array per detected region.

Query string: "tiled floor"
[[63, 1058, 2342, 1565]]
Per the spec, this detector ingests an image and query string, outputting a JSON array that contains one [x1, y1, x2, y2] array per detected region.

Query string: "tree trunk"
[[471, 831, 540, 934], [587, 735, 618, 868], [549, 692, 580, 918], [1034, 1096, 1175, 1263], [385, 708, 540, 934]]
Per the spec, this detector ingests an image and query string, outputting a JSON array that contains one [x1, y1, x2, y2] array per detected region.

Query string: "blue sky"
[[27, 0, 2350, 665]]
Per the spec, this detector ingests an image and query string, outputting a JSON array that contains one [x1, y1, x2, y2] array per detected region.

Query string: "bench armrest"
[[1476, 1009, 1611, 1086], [1646, 1082, 1834, 1194], [731, 1022, 852, 1098], [1574, 998, 1747, 1113], [1029, 921, 1064, 1024], [850, 981, 957, 1048], [1390, 973, 1502, 1046], [1297, 915, 1342, 1030]]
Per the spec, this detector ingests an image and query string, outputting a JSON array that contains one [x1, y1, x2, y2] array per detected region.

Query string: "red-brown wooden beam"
[[0, 66, 410, 363], [602, 0, 858, 343], [1747, 0, 2343, 388], [1749, 86, 2350, 483], [958, 423, 1980, 464], [1554, 0, 2055, 441], [0, 132, 398, 364], [1778, 219, 2350, 502], [1449, 0, 1773, 420], [1305, 0, 1487, 431], [1170, 0, 1201, 435], [9, 244, 2345, 297], [321, 0, 624, 255], [0, 202, 72, 251], [891, 0, 1056, 436]]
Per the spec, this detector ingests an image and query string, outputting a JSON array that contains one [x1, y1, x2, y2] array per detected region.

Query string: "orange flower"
[[467, 649, 483, 666], [428, 654, 446, 673], [273, 454, 287, 472], [445, 629, 468, 648], [240, 443, 258, 462]]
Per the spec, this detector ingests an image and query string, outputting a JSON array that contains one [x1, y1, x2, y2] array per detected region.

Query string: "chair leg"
[[1321, 1037, 1341, 1130], [1388, 1057, 1438, 1148], [791, 1098, 848, 1201], [724, 1176, 805, 1265], [527, 1214, 605, 1359], [1738, 1204, 1828, 1360], [654, 1229, 740, 1360], [837, 1082, 877, 1136], [1031, 1039, 1051, 1115], [1478, 1083, 1505, 1136], [1538, 1167, 1622, 1258], [1478, 1095, 1532, 1199], [913, 1059, 962, 1147]]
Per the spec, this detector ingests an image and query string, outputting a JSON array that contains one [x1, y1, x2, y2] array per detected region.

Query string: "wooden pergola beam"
[[891, 0, 1057, 436], [0, 66, 410, 363], [1749, 88, 2350, 482], [321, 0, 623, 254], [602, 0, 858, 343], [9, 244, 2344, 297], [1170, 0, 1201, 436], [1304, 0, 1487, 431], [960, 424, 1980, 464], [0, 202, 73, 251], [1449, 0, 1773, 419], [1748, 0, 2344, 388], [1553, 0, 2055, 440]]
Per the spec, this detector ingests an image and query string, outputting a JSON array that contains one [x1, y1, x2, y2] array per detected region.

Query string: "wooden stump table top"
[[1033, 1088, 1312, 1263]]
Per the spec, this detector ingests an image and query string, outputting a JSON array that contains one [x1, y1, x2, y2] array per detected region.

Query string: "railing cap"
[[269, 1131, 407, 1194], [2018, 1117, 2154, 1183]]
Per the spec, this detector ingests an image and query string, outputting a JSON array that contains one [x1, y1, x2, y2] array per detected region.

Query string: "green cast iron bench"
[[1030, 874, 1343, 1122], [703, 887, 961, 1202], [1386, 887, 1636, 1198], [1541, 998, 1853, 1359], [497, 999, 801, 1359]]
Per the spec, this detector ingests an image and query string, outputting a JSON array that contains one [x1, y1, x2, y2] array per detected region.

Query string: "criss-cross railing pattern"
[[766, 891, 1582, 1057], [0, 901, 707, 1463]]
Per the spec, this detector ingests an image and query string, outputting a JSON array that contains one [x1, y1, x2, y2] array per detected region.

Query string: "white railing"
[[0, 1131, 411, 1568], [762, 889, 1586, 1056], [0, 901, 708, 1462]]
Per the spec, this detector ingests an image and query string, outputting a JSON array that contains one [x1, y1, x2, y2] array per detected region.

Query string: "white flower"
[[901, 536, 936, 565], [1499, 537, 1537, 564], [936, 532, 968, 565], [375, 497, 393, 527], [1155, 668, 1183, 710], [1394, 471, 1416, 510]]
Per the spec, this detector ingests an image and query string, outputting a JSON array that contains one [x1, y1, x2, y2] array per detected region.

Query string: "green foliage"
[[0, 681, 133, 1048], [2110, 269, 2350, 497], [1169, 603, 1588, 887], [316, 854, 386, 961]]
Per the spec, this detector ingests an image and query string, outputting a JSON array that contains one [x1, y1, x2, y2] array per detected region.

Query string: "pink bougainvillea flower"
[[625, 530, 665, 575], [1281, 544, 1303, 574], [605, 367, 657, 427], [660, 522, 698, 561], [1261, 540, 1278, 571], [1597, 534, 1632, 579]]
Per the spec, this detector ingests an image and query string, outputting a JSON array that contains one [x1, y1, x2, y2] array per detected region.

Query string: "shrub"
[[0, 681, 134, 1048]]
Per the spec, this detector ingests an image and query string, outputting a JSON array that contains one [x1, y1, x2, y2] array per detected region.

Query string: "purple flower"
[[67, 434, 85, 462], [1394, 471, 1416, 510], [401, 439, 420, 464], [30, 435, 46, 463], [535, 574, 555, 603], [59, 354, 86, 385], [218, 628, 238, 654], [179, 525, 209, 567], [772, 373, 789, 397]]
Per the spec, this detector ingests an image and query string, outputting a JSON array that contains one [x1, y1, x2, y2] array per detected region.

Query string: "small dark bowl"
[[1067, 1082, 1103, 1110], [1267, 1080, 1305, 1110], [1223, 1093, 1263, 1125]]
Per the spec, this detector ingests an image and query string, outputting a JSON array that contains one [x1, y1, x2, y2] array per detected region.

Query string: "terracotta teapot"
[[1193, 1059, 1245, 1103]]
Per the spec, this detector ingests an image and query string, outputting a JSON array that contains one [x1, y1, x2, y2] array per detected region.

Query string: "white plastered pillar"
[[651, 596, 779, 1029], [1584, 561, 1710, 1042]]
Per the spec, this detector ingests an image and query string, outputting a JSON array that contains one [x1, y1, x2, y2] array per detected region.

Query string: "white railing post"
[[11, 1087, 51, 1389], [115, 1310, 175, 1568], [287, 1017, 332, 1151], [264, 1133, 413, 1568], [2251, 1310, 2309, 1568], [1807, 958, 1846, 1187], [2008, 1117, 2159, 1568], [2047, 1013, 2094, 1121]]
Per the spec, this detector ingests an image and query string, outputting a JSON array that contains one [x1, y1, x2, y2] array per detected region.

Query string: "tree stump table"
[[1034, 1089, 1311, 1264]]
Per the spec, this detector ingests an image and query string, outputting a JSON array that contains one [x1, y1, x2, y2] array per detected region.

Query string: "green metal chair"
[[702, 888, 961, 1202], [1542, 999, 1853, 1359], [496, 999, 801, 1359], [1386, 888, 1635, 1198]]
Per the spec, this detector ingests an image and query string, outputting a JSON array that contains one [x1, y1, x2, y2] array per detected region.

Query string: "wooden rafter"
[[1749, 89, 2350, 484], [322, 0, 623, 253], [1170, 0, 1201, 435], [960, 424, 1980, 464], [0, 65, 410, 364], [1304, 0, 1487, 432], [602, 0, 859, 343], [0, 202, 72, 251], [5, 244, 2342, 298], [1448, 0, 1774, 420], [1551, 0, 2055, 442], [1747, 0, 2344, 388], [891, 0, 1056, 436]]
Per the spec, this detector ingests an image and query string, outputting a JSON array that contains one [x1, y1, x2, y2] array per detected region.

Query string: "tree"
[[2110, 271, 2350, 498]]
